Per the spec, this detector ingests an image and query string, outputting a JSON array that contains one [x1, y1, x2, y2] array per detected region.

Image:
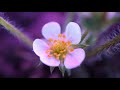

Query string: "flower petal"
[[65, 22, 81, 44], [42, 22, 61, 40], [40, 54, 60, 67], [64, 48, 85, 69], [33, 39, 49, 57]]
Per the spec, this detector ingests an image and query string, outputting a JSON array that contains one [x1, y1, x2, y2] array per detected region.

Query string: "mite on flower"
[[33, 22, 85, 75]]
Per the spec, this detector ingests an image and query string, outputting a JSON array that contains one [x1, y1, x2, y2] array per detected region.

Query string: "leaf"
[[50, 67, 55, 74], [59, 63, 65, 77]]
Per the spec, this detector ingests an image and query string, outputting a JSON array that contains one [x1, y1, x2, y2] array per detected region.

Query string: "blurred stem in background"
[[80, 30, 89, 43], [85, 12, 120, 58], [0, 16, 33, 49], [87, 35, 120, 58], [62, 12, 75, 32]]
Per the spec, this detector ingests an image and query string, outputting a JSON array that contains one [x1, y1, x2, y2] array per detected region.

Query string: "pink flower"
[[33, 22, 85, 69]]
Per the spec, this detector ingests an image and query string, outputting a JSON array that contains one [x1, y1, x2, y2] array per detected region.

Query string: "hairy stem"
[[0, 17, 33, 49], [87, 35, 120, 58]]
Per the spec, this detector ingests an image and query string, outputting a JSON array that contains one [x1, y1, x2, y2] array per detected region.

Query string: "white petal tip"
[[65, 22, 82, 44], [42, 22, 61, 40]]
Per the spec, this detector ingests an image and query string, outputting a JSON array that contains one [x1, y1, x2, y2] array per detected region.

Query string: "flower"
[[33, 22, 85, 69]]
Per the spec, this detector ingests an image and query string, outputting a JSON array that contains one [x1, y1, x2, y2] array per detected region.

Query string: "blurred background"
[[0, 12, 120, 78]]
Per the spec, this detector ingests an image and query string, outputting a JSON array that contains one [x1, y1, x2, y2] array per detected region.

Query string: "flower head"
[[33, 22, 85, 69]]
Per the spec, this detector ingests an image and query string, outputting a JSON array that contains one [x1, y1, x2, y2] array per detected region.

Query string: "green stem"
[[0, 17, 33, 49], [80, 30, 89, 43], [87, 35, 120, 58]]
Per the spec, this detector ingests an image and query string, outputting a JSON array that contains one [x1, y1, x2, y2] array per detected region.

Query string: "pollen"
[[58, 34, 63, 38], [67, 41, 71, 46], [62, 55, 66, 59], [69, 48, 74, 52], [48, 38, 53, 42], [48, 54, 52, 58], [58, 34, 66, 38], [62, 34, 66, 38], [53, 53, 57, 56], [54, 40, 57, 43], [45, 50, 50, 53], [46, 34, 74, 60]]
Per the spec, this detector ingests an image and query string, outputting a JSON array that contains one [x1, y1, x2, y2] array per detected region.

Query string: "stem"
[[0, 17, 33, 49], [87, 35, 120, 58], [80, 30, 89, 43], [62, 12, 75, 31]]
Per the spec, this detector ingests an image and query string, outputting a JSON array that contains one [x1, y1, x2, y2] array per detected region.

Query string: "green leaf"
[[59, 63, 65, 77], [50, 67, 55, 74]]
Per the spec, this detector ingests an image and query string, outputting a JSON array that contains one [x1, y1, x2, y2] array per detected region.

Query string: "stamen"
[[67, 41, 71, 46], [63, 49, 66, 52], [60, 50, 64, 53], [46, 34, 74, 61], [69, 48, 74, 52], [62, 55, 66, 59], [48, 54, 52, 58], [45, 50, 50, 54], [58, 34, 63, 38], [53, 53, 57, 56], [57, 54, 60, 57], [54, 40, 57, 42], [62, 40, 65, 44], [48, 38, 53, 42], [62, 34, 66, 38], [56, 56, 59, 60]]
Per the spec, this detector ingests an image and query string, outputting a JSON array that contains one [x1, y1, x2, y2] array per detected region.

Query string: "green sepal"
[[79, 44, 89, 48], [73, 44, 89, 49], [35, 61, 42, 69], [50, 67, 55, 74], [66, 69, 71, 76], [59, 63, 65, 77]]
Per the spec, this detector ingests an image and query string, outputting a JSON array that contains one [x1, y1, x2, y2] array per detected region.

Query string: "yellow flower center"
[[45, 34, 74, 61]]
